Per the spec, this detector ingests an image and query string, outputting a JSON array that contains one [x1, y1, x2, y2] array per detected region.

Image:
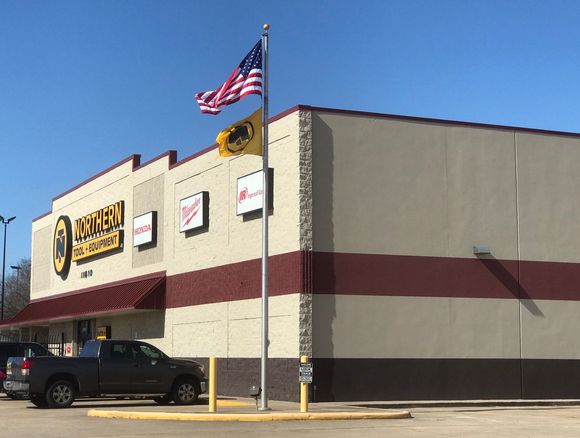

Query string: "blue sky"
[[1, 0, 580, 265]]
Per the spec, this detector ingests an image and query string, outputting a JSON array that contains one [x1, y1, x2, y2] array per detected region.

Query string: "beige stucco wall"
[[313, 294, 521, 359], [132, 174, 165, 268], [311, 112, 519, 259], [164, 294, 300, 359], [31, 225, 51, 293], [516, 132, 580, 263], [310, 110, 580, 361]]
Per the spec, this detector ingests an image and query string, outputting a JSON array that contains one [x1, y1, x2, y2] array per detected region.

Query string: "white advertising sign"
[[180, 192, 208, 232], [237, 169, 273, 215], [133, 211, 156, 247]]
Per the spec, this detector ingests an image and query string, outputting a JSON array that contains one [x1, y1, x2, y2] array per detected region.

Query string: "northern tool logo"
[[53, 215, 72, 277]]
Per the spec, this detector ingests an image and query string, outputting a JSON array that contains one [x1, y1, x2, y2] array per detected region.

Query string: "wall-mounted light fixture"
[[473, 245, 491, 255]]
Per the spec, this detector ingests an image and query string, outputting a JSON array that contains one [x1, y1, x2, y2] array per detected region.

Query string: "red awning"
[[0, 272, 165, 328]]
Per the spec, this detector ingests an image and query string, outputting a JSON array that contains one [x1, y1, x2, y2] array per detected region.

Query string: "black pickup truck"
[[4, 339, 207, 408], [0, 342, 51, 399]]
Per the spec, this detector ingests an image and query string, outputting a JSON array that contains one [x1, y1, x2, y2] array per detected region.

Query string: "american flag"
[[195, 40, 262, 115]]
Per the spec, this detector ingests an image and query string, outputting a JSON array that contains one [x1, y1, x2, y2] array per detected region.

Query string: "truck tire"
[[30, 393, 48, 408], [171, 377, 199, 405], [45, 380, 76, 408]]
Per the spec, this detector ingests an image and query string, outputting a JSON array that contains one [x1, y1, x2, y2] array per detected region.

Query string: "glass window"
[[137, 344, 162, 359], [108, 343, 130, 360], [23, 347, 38, 357], [79, 341, 100, 358]]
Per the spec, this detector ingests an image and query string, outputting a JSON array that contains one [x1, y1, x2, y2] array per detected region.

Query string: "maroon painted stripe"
[[10, 251, 580, 327], [165, 251, 580, 307], [165, 251, 303, 308], [313, 252, 580, 301], [519, 259, 580, 301], [14, 251, 580, 324], [313, 252, 519, 299]]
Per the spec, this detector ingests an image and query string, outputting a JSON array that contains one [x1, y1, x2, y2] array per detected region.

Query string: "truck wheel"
[[171, 378, 199, 405], [30, 393, 48, 408], [45, 380, 76, 408]]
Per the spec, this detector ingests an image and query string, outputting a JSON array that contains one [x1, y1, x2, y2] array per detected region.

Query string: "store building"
[[4, 105, 580, 401]]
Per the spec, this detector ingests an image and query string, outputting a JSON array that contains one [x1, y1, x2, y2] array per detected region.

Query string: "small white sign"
[[237, 169, 273, 215], [299, 363, 313, 383], [133, 211, 156, 247], [180, 192, 208, 232]]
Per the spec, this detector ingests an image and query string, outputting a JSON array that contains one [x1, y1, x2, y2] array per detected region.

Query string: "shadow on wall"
[[478, 256, 544, 317], [310, 114, 337, 401]]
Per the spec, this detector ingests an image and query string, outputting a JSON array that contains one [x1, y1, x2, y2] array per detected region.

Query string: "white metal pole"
[[259, 24, 270, 411]]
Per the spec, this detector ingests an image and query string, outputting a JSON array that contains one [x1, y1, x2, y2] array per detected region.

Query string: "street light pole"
[[0, 216, 16, 320]]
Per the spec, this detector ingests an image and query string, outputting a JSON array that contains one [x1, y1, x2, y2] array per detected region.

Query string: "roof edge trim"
[[52, 154, 141, 203]]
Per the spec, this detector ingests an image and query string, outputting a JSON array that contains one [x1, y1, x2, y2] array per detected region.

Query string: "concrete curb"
[[87, 409, 412, 422]]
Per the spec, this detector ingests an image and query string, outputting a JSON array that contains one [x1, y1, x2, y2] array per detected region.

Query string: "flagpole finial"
[[263, 23, 270, 31]]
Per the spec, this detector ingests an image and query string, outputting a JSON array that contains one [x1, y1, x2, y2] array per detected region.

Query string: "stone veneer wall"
[[298, 109, 313, 358]]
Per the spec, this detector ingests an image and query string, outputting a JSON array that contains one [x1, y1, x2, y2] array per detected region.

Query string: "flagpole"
[[259, 23, 270, 411]]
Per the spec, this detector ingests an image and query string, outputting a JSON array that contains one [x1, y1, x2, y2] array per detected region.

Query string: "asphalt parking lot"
[[5, 394, 580, 437]]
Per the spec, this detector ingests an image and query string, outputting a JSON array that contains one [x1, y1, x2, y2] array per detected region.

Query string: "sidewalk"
[[87, 396, 412, 422]]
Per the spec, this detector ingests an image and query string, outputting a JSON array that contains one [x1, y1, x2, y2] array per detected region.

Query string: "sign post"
[[299, 355, 312, 413]]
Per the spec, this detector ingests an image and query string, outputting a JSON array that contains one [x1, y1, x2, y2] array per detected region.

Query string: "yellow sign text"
[[74, 201, 124, 242], [72, 230, 123, 262]]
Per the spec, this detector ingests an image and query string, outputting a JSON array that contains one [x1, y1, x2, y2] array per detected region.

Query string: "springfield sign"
[[53, 201, 125, 277]]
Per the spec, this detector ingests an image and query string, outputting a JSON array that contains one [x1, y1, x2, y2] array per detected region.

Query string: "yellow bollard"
[[209, 356, 217, 413], [300, 355, 309, 413]]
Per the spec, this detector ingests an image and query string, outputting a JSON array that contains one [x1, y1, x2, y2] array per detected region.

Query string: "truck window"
[[135, 344, 163, 360], [108, 342, 131, 360], [23, 345, 47, 357], [79, 341, 100, 357]]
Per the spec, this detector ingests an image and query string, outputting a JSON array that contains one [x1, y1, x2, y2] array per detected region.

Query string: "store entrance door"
[[77, 319, 94, 352]]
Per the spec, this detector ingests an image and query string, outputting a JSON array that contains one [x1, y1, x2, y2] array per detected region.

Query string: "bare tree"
[[3, 258, 30, 320]]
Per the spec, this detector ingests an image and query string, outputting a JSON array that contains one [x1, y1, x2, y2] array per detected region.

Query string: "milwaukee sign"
[[180, 192, 209, 233]]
